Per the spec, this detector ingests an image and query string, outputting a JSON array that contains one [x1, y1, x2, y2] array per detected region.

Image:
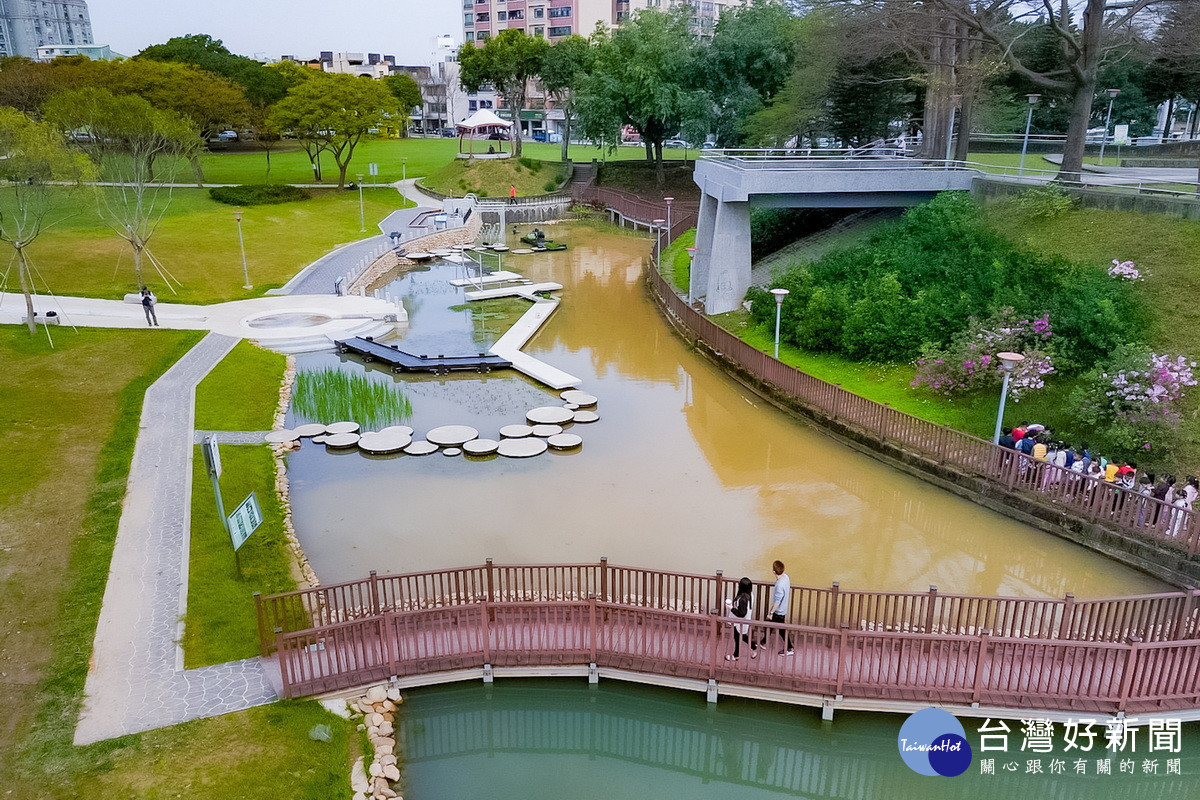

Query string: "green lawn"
[[200, 137, 691, 186], [16, 187, 407, 304], [185, 444, 296, 667], [661, 229, 696, 292], [194, 340, 287, 431], [420, 156, 571, 197]]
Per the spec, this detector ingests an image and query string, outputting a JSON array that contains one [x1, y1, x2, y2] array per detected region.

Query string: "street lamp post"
[[1018, 94, 1041, 177], [402, 157, 408, 182], [652, 218, 666, 263], [233, 209, 251, 289], [769, 288, 789, 359], [685, 246, 697, 304], [992, 351, 1026, 445], [357, 173, 365, 233], [945, 94, 962, 164], [1099, 88, 1120, 164], [663, 196, 674, 242]]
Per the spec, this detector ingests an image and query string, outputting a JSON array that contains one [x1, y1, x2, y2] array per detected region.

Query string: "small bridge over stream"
[[258, 560, 1200, 723], [690, 150, 979, 314]]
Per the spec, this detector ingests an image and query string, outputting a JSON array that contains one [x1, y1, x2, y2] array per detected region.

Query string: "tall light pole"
[[945, 94, 962, 164], [357, 173, 365, 233], [992, 351, 1026, 445], [663, 196, 674, 242], [1018, 93, 1041, 177], [1099, 88, 1120, 164], [402, 157, 408, 182], [233, 209, 251, 289], [652, 218, 666, 264], [769, 288, 789, 359]]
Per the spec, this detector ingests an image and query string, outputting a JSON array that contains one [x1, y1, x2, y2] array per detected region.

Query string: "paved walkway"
[[194, 430, 271, 445], [75, 333, 279, 745]]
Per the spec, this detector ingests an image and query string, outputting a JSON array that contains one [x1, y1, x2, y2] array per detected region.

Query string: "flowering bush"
[[1108, 259, 1144, 281], [1072, 346, 1199, 452], [912, 308, 1055, 400]]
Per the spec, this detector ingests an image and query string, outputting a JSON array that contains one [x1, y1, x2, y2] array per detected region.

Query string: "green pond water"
[[398, 679, 1200, 799]]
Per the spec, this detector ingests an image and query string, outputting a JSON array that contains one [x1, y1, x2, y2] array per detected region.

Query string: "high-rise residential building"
[[0, 0, 93, 59], [462, 0, 743, 44]]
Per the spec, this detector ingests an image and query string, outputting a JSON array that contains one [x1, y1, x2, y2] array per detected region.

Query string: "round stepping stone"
[[264, 429, 299, 443], [426, 424, 480, 447], [443, 447, 462, 457], [406, 252, 433, 260], [404, 440, 439, 456], [527, 406, 575, 425], [531, 424, 563, 438], [294, 423, 327, 438], [499, 424, 534, 439], [312, 435, 329, 444], [324, 432, 361, 448], [463, 438, 500, 455], [357, 430, 411, 454], [497, 437, 548, 458], [560, 390, 598, 407], [563, 403, 579, 411], [547, 433, 583, 450], [491, 244, 509, 251], [512, 248, 533, 254], [326, 421, 361, 435], [380, 425, 415, 437], [572, 410, 600, 424], [431, 248, 453, 256]]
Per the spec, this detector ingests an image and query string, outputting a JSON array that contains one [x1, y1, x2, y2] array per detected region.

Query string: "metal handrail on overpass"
[[259, 560, 1200, 720]]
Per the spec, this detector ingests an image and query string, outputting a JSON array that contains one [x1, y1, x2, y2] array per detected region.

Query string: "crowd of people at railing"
[[997, 421, 1198, 535]]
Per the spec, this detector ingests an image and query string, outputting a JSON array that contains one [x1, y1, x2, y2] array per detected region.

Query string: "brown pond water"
[[286, 223, 1167, 597]]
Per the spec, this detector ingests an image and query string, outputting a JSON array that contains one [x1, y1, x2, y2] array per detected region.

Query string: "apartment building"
[[0, 0, 93, 59], [462, 0, 742, 44]]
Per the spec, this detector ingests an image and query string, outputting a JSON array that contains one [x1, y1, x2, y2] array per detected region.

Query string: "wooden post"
[[924, 585, 938, 634], [480, 596, 491, 665], [1117, 635, 1143, 712], [971, 629, 992, 705], [486, 558, 496, 603], [588, 593, 598, 663], [599, 556, 609, 603], [709, 610, 722, 681], [714, 569, 724, 614], [1173, 589, 1200, 640], [828, 582, 840, 630], [254, 591, 268, 657], [835, 624, 850, 696], [369, 570, 380, 616], [1057, 593, 1076, 640]]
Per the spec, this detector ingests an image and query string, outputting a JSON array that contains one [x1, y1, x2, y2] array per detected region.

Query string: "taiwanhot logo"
[[897, 708, 973, 777]]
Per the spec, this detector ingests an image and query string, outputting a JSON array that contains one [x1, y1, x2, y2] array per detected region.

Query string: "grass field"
[[194, 340, 287, 431], [200, 137, 690, 186], [420, 155, 572, 198], [13, 187, 407, 304]]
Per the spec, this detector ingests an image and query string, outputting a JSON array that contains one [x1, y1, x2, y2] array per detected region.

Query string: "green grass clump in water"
[[292, 367, 413, 430]]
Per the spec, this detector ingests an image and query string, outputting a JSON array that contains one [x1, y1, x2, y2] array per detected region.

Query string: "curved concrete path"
[[75, 333, 279, 745]]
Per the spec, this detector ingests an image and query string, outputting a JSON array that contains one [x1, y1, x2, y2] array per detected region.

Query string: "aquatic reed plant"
[[291, 367, 413, 430]]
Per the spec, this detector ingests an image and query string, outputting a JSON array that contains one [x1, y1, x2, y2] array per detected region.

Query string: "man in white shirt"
[[760, 560, 794, 655]]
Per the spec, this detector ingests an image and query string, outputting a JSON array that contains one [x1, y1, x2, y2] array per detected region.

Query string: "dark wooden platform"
[[335, 337, 513, 375]]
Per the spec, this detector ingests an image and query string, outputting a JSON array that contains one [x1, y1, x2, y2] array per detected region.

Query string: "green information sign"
[[227, 492, 263, 551]]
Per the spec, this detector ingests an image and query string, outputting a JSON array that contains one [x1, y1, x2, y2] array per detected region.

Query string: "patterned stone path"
[[75, 333, 280, 745]]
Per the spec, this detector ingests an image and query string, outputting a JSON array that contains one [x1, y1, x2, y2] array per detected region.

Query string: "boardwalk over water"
[[259, 561, 1200, 721]]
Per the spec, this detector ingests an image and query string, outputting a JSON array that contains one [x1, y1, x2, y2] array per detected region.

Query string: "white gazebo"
[[455, 109, 513, 159]]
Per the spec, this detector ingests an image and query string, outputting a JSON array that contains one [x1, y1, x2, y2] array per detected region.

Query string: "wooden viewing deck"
[[335, 337, 512, 375], [258, 561, 1200, 721]]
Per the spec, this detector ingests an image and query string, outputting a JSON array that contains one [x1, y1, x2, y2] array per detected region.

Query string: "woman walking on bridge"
[[725, 577, 757, 661]]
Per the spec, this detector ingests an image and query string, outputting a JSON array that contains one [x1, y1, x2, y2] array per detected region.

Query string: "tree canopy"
[[136, 33, 289, 106], [458, 30, 549, 157]]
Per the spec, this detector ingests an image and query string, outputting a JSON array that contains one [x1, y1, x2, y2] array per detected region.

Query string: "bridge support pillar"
[[482, 664, 494, 684], [689, 192, 717, 307], [588, 662, 599, 684], [821, 696, 840, 721], [695, 196, 751, 315], [706, 679, 718, 704]]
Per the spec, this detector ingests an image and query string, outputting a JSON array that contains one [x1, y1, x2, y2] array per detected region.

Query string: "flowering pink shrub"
[[1108, 259, 1143, 281], [912, 308, 1055, 400]]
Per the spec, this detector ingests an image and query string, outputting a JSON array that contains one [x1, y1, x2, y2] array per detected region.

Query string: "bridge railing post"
[[369, 570, 380, 616], [599, 556, 609, 603], [588, 593, 598, 664], [827, 582, 840, 630], [480, 596, 491, 665], [835, 624, 850, 697], [486, 558, 496, 604], [924, 585, 938, 634], [253, 591, 267, 657], [972, 629, 992, 705], [1057, 593, 1076, 640], [709, 609, 723, 682], [1117, 635, 1143, 712], [1173, 589, 1200, 640], [714, 569, 724, 616]]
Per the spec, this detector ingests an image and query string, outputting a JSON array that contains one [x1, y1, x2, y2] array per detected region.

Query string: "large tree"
[[382, 73, 423, 127], [539, 35, 593, 161], [137, 33, 289, 106], [45, 89, 202, 290], [0, 109, 93, 332], [457, 30, 549, 157], [0, 57, 56, 117], [576, 9, 708, 184], [270, 73, 398, 188]]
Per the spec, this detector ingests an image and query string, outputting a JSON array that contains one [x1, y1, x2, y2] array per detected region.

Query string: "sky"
[[87, 0, 460, 65]]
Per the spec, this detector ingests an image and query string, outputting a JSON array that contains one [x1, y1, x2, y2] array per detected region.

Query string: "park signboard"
[[227, 492, 263, 551]]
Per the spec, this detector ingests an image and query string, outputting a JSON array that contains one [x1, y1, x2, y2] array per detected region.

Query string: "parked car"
[[530, 130, 548, 143], [213, 130, 238, 141], [663, 139, 691, 149], [441, 127, 457, 137]]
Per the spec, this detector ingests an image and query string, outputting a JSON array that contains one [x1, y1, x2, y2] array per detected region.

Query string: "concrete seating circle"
[[499, 424, 534, 439], [404, 440, 440, 455], [560, 390, 598, 407], [357, 430, 411, 454], [426, 424, 480, 446], [526, 406, 575, 425], [531, 424, 563, 437], [497, 437, 548, 458], [443, 447, 462, 457], [294, 423, 328, 438], [264, 429, 299, 443], [463, 438, 500, 455], [325, 421, 361, 435], [323, 432, 361, 448], [547, 433, 583, 450], [572, 410, 600, 423]]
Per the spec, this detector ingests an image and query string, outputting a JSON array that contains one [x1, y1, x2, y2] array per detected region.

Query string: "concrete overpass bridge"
[[690, 150, 979, 314]]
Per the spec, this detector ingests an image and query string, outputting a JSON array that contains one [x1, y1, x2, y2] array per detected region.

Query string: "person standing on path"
[[760, 560, 794, 655], [140, 287, 159, 327], [509, 185, 517, 204]]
